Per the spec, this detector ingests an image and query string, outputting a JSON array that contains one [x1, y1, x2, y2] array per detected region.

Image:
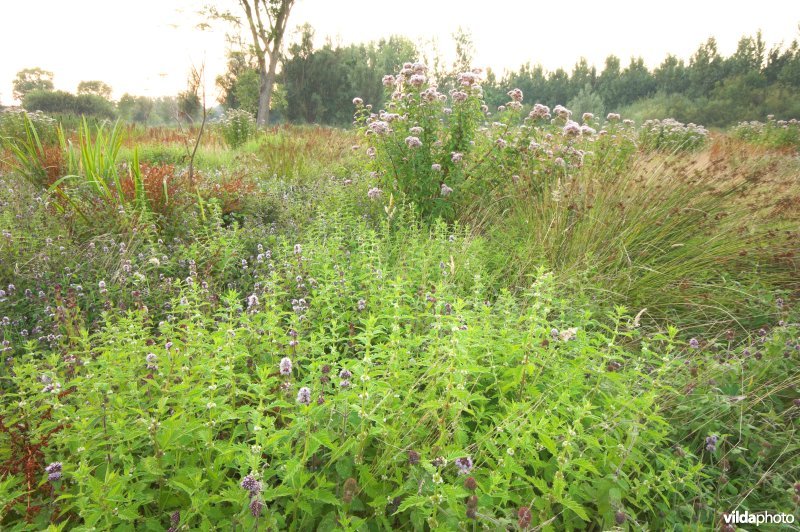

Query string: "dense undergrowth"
[[0, 68, 798, 530]]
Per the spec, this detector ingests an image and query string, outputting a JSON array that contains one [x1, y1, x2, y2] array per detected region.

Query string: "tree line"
[[7, 26, 800, 128]]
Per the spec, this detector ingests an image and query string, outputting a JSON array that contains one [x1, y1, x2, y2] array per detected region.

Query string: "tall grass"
[[480, 150, 798, 331], [0, 112, 62, 188], [52, 118, 151, 224]]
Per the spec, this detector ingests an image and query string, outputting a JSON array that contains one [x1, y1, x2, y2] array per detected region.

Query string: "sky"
[[1, 0, 798, 105]]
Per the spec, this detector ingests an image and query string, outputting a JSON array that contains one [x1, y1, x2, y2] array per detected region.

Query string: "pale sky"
[[1, 0, 798, 105]]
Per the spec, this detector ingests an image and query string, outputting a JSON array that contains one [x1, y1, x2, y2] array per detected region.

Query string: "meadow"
[[0, 65, 799, 530]]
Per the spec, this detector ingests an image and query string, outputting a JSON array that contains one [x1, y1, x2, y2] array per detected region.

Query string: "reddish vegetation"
[[118, 163, 186, 216]]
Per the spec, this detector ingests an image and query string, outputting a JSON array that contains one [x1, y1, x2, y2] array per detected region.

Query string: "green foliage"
[[0, 110, 62, 188], [280, 26, 418, 125], [22, 90, 116, 120], [731, 116, 800, 150], [0, 108, 59, 145], [52, 119, 150, 226], [1, 71, 799, 530], [12, 67, 54, 101], [216, 108, 257, 148], [567, 84, 605, 120], [118, 94, 154, 123], [637, 118, 709, 152], [77, 80, 113, 99]]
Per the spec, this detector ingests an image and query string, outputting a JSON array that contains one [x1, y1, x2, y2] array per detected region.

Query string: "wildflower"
[[339, 369, 352, 379], [553, 105, 572, 119], [382, 75, 395, 87], [352, 97, 363, 106], [615, 510, 626, 524], [440, 183, 453, 197], [457, 71, 478, 87], [689, 338, 700, 349], [367, 187, 383, 200], [408, 450, 420, 465], [297, 387, 311, 405], [582, 112, 594, 122], [507, 88, 523, 102], [464, 476, 477, 490], [247, 294, 259, 310], [240, 474, 262, 495], [367, 120, 390, 135], [405, 136, 422, 148], [431, 163, 442, 172], [145, 353, 158, 370], [451, 152, 463, 163], [495, 138, 507, 149], [366, 146, 376, 158], [607, 112, 621, 121], [99, 280, 107, 294], [357, 299, 366, 311], [451, 90, 468, 103], [409, 74, 426, 87], [529, 103, 551, 120], [563, 120, 581, 136], [279, 357, 292, 376], [249, 498, 264, 517], [705, 435, 718, 452], [776, 297, 784, 309], [518, 506, 532, 528], [45, 462, 62, 481], [455, 456, 473, 475]]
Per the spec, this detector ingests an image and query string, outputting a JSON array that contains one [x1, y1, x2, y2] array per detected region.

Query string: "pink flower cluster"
[[507, 88, 523, 102], [553, 105, 572, 120], [529, 103, 551, 120]]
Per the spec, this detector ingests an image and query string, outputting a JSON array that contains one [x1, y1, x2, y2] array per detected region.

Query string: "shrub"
[[357, 64, 635, 221], [731, 116, 800, 150], [217, 108, 257, 148], [0, 212, 712, 529], [0, 109, 59, 145], [638, 118, 709, 152], [22, 90, 116, 120]]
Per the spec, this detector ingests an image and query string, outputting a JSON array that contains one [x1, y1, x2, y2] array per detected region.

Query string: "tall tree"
[[12, 68, 54, 101], [77, 80, 113, 99], [238, 0, 296, 126]]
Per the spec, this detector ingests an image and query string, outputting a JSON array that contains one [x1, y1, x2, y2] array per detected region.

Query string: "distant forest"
[[13, 26, 800, 127]]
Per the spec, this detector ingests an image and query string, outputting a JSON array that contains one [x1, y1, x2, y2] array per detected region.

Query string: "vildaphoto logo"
[[722, 510, 796, 526]]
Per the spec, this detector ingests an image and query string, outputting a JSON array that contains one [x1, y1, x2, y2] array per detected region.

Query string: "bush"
[[0, 109, 59, 145], [216, 108, 257, 148], [22, 90, 116, 120], [637, 118, 709, 152], [731, 116, 800, 150], [1, 210, 716, 529], [357, 64, 635, 221]]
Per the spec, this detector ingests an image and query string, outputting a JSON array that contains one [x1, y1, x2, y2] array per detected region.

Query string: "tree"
[[226, 0, 296, 126], [13, 68, 54, 101], [118, 94, 154, 123], [77, 80, 113, 99], [177, 67, 204, 122]]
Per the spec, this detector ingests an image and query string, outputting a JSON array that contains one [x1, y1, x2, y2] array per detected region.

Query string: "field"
[[1, 71, 799, 530]]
